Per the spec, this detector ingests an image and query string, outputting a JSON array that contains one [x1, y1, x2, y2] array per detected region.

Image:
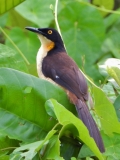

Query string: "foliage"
[[0, 0, 120, 159]]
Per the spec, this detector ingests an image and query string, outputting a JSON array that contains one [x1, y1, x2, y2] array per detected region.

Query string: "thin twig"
[[0, 146, 17, 151], [52, 122, 60, 130], [54, 0, 67, 51], [0, 27, 30, 65], [55, 0, 62, 37]]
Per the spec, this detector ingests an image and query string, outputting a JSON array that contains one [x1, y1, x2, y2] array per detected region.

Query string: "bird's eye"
[[48, 30, 52, 34]]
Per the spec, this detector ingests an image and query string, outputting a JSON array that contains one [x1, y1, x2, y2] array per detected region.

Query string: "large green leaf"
[[0, 0, 24, 15], [0, 67, 74, 142], [58, 2, 105, 82], [92, 86, 120, 135], [0, 107, 46, 142]]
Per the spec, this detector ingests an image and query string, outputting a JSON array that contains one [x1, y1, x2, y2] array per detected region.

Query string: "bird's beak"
[[25, 27, 46, 36]]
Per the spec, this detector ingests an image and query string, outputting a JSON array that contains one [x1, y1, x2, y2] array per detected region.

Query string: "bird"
[[25, 27, 105, 152]]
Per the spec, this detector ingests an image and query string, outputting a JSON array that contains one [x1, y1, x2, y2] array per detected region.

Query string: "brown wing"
[[42, 52, 88, 101]]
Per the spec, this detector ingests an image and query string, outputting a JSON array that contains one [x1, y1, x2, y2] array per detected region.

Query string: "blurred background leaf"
[[90, 0, 114, 16], [15, 0, 55, 27], [0, 43, 28, 72], [114, 95, 120, 121]]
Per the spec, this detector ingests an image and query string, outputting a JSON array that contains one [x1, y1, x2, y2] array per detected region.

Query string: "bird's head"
[[25, 27, 64, 51]]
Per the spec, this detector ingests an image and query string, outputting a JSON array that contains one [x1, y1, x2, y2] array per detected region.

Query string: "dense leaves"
[[0, 0, 120, 159], [45, 99, 103, 159]]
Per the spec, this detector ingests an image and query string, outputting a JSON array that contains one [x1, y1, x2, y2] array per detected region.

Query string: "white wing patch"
[[55, 75, 59, 79]]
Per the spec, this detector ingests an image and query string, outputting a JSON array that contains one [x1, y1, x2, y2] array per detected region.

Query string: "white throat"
[[36, 45, 47, 78], [36, 34, 52, 78], [36, 34, 59, 85]]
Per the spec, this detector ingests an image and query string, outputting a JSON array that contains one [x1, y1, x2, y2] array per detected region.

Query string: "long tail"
[[76, 99, 105, 152]]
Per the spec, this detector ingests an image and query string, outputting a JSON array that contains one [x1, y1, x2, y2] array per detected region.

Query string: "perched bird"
[[25, 27, 105, 152]]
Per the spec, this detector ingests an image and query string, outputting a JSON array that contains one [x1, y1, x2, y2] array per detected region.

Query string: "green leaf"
[[102, 133, 120, 160], [45, 99, 104, 160], [78, 144, 94, 158], [8, 10, 31, 29], [0, 155, 9, 160], [45, 99, 57, 119], [98, 58, 120, 101], [42, 135, 63, 160], [114, 95, 120, 121], [104, 9, 120, 29], [0, 0, 25, 15], [11, 130, 56, 160], [102, 83, 117, 103], [86, 157, 94, 160], [15, 0, 55, 27], [105, 21, 120, 59], [102, 39, 120, 59], [71, 158, 76, 160], [107, 67, 120, 86], [0, 67, 74, 142], [0, 44, 28, 72], [0, 107, 46, 142], [0, 13, 8, 27], [92, 86, 120, 135], [59, 2, 105, 81], [0, 134, 18, 156], [59, 124, 79, 139]]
